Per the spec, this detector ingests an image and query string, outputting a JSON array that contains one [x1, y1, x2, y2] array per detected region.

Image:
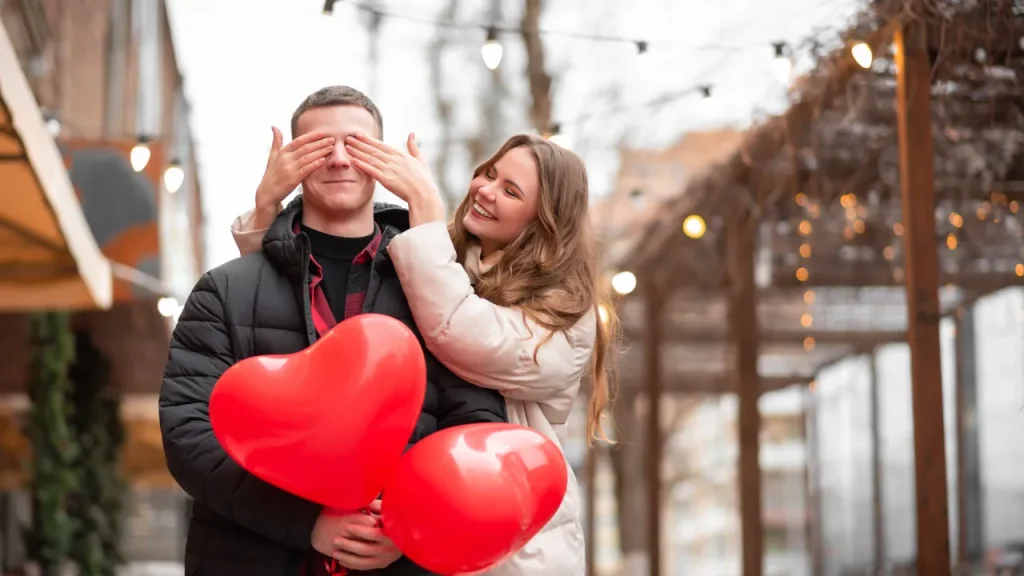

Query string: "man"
[[159, 86, 507, 576]]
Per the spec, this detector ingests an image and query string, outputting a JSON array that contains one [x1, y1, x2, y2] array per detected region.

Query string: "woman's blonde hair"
[[447, 134, 617, 444]]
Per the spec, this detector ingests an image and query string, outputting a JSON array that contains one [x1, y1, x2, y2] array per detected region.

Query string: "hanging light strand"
[[327, 0, 835, 55]]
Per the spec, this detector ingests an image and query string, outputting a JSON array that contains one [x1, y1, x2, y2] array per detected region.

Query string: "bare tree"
[[427, 0, 462, 214], [520, 0, 552, 134]]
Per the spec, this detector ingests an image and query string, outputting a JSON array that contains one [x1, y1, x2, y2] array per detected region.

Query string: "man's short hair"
[[290, 85, 383, 138]]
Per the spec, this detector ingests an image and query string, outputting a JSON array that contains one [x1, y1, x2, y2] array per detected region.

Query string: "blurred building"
[[0, 0, 202, 571], [593, 129, 743, 266], [814, 287, 1024, 575]]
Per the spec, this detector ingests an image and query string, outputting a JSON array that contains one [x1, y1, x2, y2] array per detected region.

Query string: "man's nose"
[[326, 143, 352, 169]]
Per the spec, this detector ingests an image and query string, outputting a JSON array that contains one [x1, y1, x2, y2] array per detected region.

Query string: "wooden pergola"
[[591, 1, 1024, 575]]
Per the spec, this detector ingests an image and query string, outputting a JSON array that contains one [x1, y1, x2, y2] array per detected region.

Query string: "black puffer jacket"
[[159, 199, 507, 576]]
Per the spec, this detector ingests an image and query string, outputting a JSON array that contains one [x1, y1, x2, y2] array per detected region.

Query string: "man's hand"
[[311, 506, 401, 571], [253, 127, 335, 228]]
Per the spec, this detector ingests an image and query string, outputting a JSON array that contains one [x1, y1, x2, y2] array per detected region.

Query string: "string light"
[[851, 42, 873, 68], [130, 135, 152, 172], [320, 4, 875, 140], [770, 41, 792, 84], [682, 214, 706, 238], [164, 158, 185, 194], [545, 124, 570, 148], [481, 27, 503, 70], [611, 271, 637, 295]]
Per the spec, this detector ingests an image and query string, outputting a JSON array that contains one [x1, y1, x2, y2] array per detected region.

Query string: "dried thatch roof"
[[629, 0, 1024, 279], [612, 0, 1024, 390]]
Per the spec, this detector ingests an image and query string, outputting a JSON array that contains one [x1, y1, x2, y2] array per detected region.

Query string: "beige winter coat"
[[231, 211, 593, 576]]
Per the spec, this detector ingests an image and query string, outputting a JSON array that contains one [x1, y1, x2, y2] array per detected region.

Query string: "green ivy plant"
[[24, 311, 78, 576]]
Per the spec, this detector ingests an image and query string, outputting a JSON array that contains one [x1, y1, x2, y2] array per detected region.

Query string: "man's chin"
[[307, 188, 374, 212]]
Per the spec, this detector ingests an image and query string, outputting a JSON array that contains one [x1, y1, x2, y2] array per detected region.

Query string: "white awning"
[[0, 18, 111, 311]]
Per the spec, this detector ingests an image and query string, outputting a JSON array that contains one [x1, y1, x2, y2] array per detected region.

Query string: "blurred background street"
[[1, 0, 1023, 574]]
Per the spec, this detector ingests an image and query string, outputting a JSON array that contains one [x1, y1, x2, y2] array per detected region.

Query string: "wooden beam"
[[622, 326, 905, 346], [617, 373, 813, 395], [643, 281, 663, 576], [895, 20, 952, 576], [727, 207, 763, 576]]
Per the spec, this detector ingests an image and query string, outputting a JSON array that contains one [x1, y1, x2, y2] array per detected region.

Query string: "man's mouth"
[[472, 202, 496, 220]]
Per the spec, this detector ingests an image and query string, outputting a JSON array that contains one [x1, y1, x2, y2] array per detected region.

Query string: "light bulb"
[[682, 214, 706, 239], [481, 27, 503, 70], [130, 140, 151, 172], [45, 117, 61, 136], [164, 160, 185, 193], [771, 58, 792, 84], [770, 42, 792, 84], [157, 296, 179, 317], [851, 42, 873, 69], [611, 271, 637, 295]]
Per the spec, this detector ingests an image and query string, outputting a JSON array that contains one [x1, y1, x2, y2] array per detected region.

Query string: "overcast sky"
[[165, 0, 863, 269]]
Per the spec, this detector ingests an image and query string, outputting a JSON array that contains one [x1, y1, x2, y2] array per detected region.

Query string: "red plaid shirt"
[[296, 220, 384, 576], [298, 220, 383, 337]]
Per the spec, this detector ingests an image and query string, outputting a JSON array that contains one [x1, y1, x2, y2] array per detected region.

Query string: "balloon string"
[[325, 558, 347, 576]]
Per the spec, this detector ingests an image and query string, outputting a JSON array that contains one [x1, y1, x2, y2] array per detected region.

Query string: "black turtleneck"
[[301, 224, 375, 321]]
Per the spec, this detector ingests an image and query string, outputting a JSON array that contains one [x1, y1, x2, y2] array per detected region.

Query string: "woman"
[[231, 132, 616, 576]]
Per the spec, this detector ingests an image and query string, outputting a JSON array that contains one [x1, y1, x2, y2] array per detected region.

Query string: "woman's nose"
[[477, 183, 497, 201]]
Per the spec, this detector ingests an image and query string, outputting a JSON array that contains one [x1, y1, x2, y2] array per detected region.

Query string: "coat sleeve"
[[159, 271, 322, 549], [431, 353, 509, 429], [387, 222, 597, 409], [230, 205, 281, 256]]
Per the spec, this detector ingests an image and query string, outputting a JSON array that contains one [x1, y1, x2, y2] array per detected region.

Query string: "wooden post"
[[894, 21, 952, 576], [726, 208, 762, 576], [869, 352, 886, 569], [643, 281, 664, 576]]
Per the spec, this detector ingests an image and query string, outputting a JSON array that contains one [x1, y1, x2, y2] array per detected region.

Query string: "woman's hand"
[[345, 132, 447, 226]]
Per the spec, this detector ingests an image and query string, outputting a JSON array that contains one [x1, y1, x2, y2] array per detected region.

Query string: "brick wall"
[[0, 0, 186, 398], [0, 304, 170, 396]]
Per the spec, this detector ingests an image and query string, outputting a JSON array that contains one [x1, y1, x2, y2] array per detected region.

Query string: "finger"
[[348, 133, 399, 158], [351, 157, 386, 182], [367, 500, 382, 514], [332, 550, 377, 571], [295, 157, 327, 181], [407, 132, 422, 159], [347, 524, 387, 543], [282, 130, 331, 153], [333, 536, 377, 557], [346, 145, 389, 172], [270, 127, 283, 153], [291, 136, 335, 159], [297, 146, 332, 168]]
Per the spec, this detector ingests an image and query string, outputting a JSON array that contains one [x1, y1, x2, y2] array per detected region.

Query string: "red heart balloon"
[[380, 423, 568, 575], [210, 313, 426, 510]]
